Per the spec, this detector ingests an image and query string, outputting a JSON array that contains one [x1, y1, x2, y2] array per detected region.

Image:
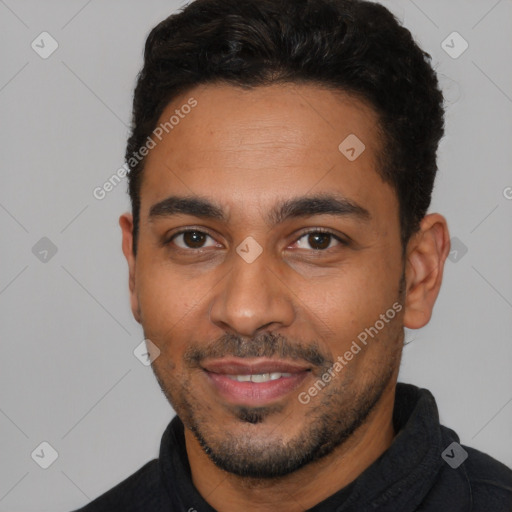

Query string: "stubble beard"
[[152, 337, 401, 480]]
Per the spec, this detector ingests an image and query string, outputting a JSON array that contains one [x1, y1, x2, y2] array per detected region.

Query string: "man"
[[74, 0, 512, 510]]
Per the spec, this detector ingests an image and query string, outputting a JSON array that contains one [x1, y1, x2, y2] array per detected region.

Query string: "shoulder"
[[71, 459, 165, 512], [418, 422, 512, 512], [462, 445, 512, 511]]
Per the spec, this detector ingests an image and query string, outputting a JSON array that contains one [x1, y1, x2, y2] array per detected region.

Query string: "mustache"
[[183, 332, 332, 369]]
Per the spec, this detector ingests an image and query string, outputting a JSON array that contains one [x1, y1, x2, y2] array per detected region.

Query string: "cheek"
[[136, 262, 204, 345], [291, 257, 401, 354]]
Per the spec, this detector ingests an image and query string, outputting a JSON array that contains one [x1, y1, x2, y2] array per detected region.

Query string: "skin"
[[120, 83, 450, 511]]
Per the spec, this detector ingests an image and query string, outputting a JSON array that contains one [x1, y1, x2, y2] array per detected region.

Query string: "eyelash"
[[165, 227, 348, 252]]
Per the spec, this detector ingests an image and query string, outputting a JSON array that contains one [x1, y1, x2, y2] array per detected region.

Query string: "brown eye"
[[183, 231, 206, 248], [292, 230, 346, 251], [172, 230, 218, 249], [307, 233, 332, 250]]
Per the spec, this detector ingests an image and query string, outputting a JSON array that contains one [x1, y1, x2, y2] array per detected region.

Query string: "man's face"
[[124, 83, 406, 477]]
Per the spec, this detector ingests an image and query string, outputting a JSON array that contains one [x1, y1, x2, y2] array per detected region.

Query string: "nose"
[[209, 251, 295, 337]]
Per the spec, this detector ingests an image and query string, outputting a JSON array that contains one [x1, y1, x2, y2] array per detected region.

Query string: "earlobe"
[[403, 213, 450, 329], [119, 213, 141, 324]]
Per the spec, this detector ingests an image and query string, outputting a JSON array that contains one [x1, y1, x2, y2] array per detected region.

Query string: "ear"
[[119, 213, 141, 324], [403, 213, 451, 329]]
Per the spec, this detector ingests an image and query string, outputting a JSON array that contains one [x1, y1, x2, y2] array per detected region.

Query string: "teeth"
[[227, 372, 293, 383], [251, 373, 270, 383]]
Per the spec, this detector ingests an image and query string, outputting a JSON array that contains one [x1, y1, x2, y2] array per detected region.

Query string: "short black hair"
[[126, 0, 444, 255]]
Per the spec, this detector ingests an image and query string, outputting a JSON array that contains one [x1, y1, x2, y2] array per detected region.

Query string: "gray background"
[[1, 0, 511, 510]]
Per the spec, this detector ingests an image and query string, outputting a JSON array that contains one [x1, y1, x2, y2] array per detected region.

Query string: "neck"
[[185, 380, 397, 512]]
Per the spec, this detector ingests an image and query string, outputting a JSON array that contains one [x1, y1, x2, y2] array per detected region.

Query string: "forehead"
[[150, 82, 381, 165], [139, 83, 396, 227]]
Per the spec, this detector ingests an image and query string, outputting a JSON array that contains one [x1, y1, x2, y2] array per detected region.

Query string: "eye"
[[170, 230, 220, 250], [293, 230, 345, 251]]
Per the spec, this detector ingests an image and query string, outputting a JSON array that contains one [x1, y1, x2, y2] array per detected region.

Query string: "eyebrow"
[[148, 193, 371, 225]]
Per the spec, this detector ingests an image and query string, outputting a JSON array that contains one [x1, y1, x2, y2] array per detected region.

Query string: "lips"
[[202, 358, 311, 406]]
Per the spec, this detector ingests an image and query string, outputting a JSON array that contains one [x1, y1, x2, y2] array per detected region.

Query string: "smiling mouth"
[[201, 358, 312, 406]]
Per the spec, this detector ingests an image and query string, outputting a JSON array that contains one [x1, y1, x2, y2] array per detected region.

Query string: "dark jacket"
[[73, 382, 512, 511]]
